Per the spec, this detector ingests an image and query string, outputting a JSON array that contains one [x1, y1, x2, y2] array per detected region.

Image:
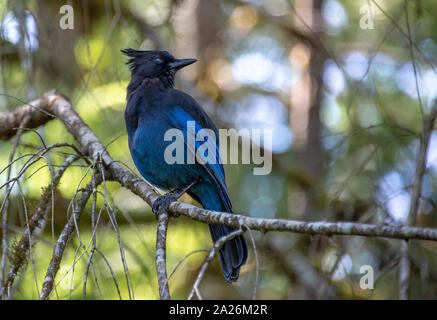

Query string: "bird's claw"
[[152, 194, 178, 220], [152, 179, 200, 220]]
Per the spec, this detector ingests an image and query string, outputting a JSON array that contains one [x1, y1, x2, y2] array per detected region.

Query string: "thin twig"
[[399, 240, 410, 300], [95, 247, 122, 299], [39, 174, 102, 300], [167, 249, 209, 283], [399, 97, 437, 299], [1, 116, 28, 289], [98, 155, 134, 300], [244, 225, 259, 300], [188, 229, 244, 300]]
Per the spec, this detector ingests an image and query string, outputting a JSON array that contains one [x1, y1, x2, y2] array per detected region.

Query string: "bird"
[[122, 48, 247, 283]]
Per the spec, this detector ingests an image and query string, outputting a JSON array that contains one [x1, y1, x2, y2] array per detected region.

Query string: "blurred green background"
[[1, 0, 437, 299]]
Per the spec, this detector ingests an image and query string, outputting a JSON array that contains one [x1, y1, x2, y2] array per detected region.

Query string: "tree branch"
[[1, 154, 79, 299], [2, 91, 437, 239], [407, 101, 437, 226], [188, 229, 244, 300], [398, 93, 437, 299], [0, 95, 55, 141], [156, 210, 170, 300], [2, 90, 437, 299], [39, 173, 103, 300], [169, 201, 437, 241]]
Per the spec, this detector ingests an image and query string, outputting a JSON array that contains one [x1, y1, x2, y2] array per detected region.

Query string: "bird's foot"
[[152, 179, 200, 220], [152, 194, 177, 220]]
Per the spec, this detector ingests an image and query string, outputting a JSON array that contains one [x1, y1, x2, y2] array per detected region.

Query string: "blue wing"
[[167, 105, 233, 212]]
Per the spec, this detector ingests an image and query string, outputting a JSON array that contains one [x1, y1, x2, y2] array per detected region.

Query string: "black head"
[[121, 48, 196, 87]]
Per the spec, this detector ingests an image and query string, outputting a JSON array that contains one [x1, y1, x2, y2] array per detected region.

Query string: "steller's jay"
[[122, 48, 247, 283]]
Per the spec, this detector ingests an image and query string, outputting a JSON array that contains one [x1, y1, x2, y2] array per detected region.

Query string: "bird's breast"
[[128, 116, 196, 190]]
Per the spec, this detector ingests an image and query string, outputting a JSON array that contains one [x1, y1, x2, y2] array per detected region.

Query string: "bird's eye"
[[154, 57, 163, 64]]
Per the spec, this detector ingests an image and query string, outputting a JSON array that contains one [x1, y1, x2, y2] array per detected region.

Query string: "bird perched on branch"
[[122, 48, 247, 283]]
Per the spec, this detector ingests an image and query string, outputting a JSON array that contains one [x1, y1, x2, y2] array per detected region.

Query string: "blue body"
[[125, 77, 247, 283]]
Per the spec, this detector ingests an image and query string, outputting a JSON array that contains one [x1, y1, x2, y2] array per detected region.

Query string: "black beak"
[[169, 58, 197, 70]]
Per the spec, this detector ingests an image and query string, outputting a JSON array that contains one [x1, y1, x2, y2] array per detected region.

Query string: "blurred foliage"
[[1, 0, 437, 299]]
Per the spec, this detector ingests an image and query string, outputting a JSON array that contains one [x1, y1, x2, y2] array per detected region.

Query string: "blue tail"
[[208, 223, 248, 283], [189, 185, 248, 283]]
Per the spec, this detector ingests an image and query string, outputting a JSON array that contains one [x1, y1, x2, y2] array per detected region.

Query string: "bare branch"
[[1, 154, 79, 299], [156, 210, 170, 300], [167, 249, 209, 283], [39, 174, 103, 300], [245, 225, 259, 300], [0, 95, 55, 141], [407, 101, 437, 226], [171, 201, 437, 241], [188, 229, 244, 300], [2, 91, 437, 243], [399, 94, 437, 299], [1, 115, 29, 289], [3, 90, 437, 300], [399, 240, 410, 300]]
